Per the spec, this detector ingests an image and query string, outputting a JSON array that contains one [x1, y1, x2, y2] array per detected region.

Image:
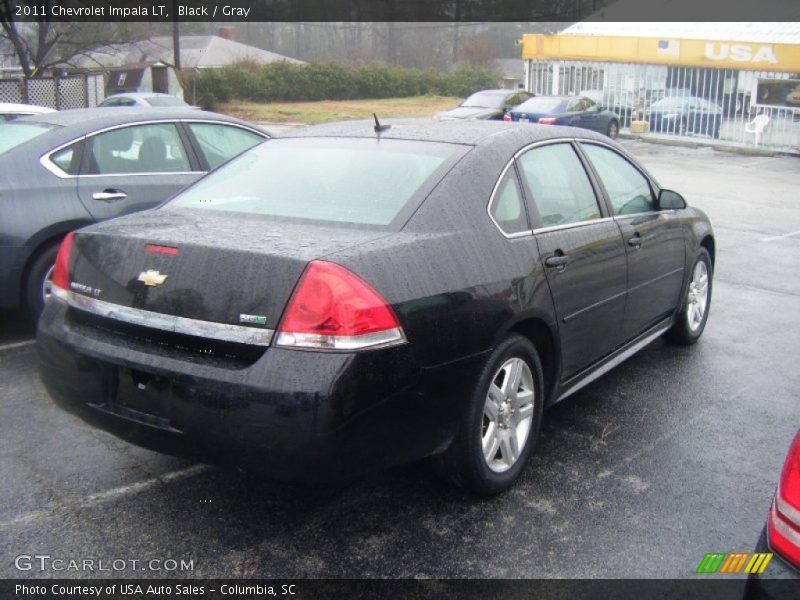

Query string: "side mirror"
[[658, 189, 687, 210]]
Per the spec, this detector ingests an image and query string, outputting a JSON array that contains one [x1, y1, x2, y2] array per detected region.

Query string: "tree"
[[0, 0, 150, 77]]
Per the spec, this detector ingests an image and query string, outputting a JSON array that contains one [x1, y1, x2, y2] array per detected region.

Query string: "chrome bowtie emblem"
[[138, 270, 168, 287]]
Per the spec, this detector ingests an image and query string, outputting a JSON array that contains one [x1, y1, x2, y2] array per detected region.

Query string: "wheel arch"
[[500, 314, 561, 406], [700, 235, 715, 267], [20, 220, 92, 301]]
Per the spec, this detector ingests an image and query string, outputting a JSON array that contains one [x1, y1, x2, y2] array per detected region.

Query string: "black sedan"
[[646, 96, 723, 138], [436, 89, 534, 121], [506, 95, 621, 139], [744, 430, 800, 599], [0, 108, 268, 322], [37, 120, 715, 495]]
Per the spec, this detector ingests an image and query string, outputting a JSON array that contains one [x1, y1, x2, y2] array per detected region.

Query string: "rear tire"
[[606, 120, 619, 139], [664, 248, 713, 345], [24, 241, 60, 326], [433, 334, 544, 495]]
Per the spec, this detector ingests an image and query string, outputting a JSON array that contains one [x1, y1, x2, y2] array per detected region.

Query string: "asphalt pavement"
[[1, 141, 798, 581]]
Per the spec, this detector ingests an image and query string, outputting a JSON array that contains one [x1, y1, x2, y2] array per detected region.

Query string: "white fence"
[[0, 73, 105, 110], [525, 60, 800, 153]]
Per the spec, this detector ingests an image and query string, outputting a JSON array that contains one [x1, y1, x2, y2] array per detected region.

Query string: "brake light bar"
[[538, 117, 557, 125], [145, 244, 179, 256]]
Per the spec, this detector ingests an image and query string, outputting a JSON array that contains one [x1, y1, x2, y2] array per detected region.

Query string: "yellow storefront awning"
[[521, 34, 800, 74]]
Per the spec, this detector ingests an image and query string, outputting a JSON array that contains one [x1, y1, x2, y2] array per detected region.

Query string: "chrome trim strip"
[[52, 287, 274, 347], [533, 216, 615, 235], [557, 319, 671, 402], [40, 119, 267, 179]]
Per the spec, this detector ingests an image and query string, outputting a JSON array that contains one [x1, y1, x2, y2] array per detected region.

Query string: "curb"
[[618, 131, 799, 157]]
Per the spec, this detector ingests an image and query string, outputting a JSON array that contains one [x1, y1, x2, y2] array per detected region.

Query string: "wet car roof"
[[282, 118, 609, 147]]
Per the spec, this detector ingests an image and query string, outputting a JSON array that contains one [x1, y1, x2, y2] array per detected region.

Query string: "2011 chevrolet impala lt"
[[37, 119, 715, 495]]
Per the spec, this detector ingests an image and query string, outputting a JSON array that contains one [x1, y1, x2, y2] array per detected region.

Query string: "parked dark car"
[[506, 95, 621, 139], [646, 96, 723, 138], [0, 108, 269, 322], [744, 430, 800, 599], [38, 119, 714, 495], [436, 89, 534, 121]]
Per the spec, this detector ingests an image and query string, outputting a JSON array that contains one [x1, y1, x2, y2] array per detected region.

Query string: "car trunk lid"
[[67, 208, 390, 331]]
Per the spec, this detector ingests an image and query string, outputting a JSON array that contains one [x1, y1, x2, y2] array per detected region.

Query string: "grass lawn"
[[219, 95, 462, 125]]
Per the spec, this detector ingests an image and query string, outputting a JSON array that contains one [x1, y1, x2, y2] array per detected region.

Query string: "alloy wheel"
[[686, 261, 709, 332], [481, 357, 535, 473]]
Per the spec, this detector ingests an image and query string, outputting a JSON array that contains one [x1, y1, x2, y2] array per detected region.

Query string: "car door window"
[[517, 143, 601, 227], [489, 168, 529, 235], [83, 123, 191, 175], [187, 123, 264, 170], [581, 144, 655, 216]]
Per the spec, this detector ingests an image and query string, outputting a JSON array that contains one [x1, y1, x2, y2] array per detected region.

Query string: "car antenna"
[[373, 113, 391, 134]]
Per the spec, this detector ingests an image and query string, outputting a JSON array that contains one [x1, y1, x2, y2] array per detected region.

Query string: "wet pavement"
[[1, 141, 798, 581]]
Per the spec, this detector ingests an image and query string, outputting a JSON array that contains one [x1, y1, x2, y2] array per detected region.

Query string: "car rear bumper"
[[37, 300, 486, 482], [744, 527, 800, 600]]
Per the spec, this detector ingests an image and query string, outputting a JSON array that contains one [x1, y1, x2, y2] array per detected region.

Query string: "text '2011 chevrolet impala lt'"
[[37, 119, 714, 495]]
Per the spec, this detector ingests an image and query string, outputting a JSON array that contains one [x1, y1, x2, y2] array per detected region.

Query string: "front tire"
[[665, 248, 713, 345], [24, 241, 60, 325], [433, 334, 544, 495], [606, 120, 619, 139]]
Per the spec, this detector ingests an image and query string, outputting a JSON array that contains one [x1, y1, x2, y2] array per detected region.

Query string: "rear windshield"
[[515, 97, 567, 113], [462, 91, 506, 109], [145, 96, 187, 107], [168, 137, 467, 227], [0, 122, 54, 155]]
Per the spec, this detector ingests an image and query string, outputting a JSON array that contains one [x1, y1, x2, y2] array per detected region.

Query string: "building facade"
[[520, 23, 800, 151]]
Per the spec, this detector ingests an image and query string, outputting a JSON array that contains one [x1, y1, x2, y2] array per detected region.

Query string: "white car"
[[99, 93, 196, 109], [0, 103, 56, 124]]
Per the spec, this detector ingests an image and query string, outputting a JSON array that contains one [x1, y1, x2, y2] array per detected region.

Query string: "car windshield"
[[0, 122, 54, 155], [145, 96, 187, 107], [461, 92, 506, 109], [168, 137, 467, 227], [515, 97, 566, 113], [650, 97, 692, 110]]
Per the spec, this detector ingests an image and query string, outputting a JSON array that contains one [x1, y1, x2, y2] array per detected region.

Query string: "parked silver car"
[[0, 108, 269, 321]]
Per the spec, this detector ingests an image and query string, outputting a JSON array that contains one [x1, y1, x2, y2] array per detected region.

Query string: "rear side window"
[[490, 169, 529, 235], [50, 143, 83, 176], [0, 123, 54, 155], [83, 123, 191, 175], [517, 143, 600, 228], [581, 144, 655, 215], [169, 137, 466, 227], [188, 123, 264, 170]]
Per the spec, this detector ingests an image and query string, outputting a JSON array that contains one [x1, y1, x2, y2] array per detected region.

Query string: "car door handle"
[[628, 234, 643, 248], [93, 189, 128, 202], [545, 254, 570, 269]]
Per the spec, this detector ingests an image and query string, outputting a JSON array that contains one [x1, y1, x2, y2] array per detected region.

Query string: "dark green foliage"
[[192, 61, 498, 108]]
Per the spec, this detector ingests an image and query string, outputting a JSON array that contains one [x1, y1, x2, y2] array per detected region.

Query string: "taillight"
[[503, 113, 512, 122], [768, 431, 800, 568], [276, 260, 405, 351], [51, 232, 75, 292], [538, 117, 557, 125]]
